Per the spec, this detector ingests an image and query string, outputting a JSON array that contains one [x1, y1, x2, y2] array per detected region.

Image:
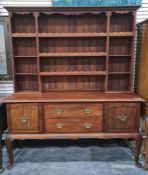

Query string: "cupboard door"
[[7, 103, 42, 133], [105, 103, 140, 132]]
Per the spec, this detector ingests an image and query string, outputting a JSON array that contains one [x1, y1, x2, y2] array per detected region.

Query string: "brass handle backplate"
[[56, 123, 64, 129], [19, 116, 29, 123], [83, 108, 92, 114], [54, 108, 64, 115], [118, 115, 127, 122], [84, 123, 93, 129]]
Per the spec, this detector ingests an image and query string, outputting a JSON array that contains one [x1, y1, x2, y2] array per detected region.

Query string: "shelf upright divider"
[[129, 11, 136, 92], [105, 11, 111, 92], [34, 12, 41, 92], [9, 12, 17, 92]]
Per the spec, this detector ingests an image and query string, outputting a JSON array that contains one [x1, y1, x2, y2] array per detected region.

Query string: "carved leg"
[[5, 136, 13, 169], [135, 134, 143, 168]]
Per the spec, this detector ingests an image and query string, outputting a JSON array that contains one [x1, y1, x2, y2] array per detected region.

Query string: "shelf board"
[[39, 53, 107, 57], [14, 91, 40, 94], [14, 56, 37, 58], [42, 89, 103, 91], [38, 33, 107, 37], [15, 73, 37, 75], [11, 33, 133, 37], [40, 71, 106, 76], [109, 55, 131, 57], [12, 33, 36, 37], [106, 91, 131, 93], [109, 32, 134, 37], [11, 32, 133, 38], [108, 72, 130, 75]]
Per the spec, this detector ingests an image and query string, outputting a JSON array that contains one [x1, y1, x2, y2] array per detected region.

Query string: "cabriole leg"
[[5, 136, 13, 169], [135, 133, 143, 168]]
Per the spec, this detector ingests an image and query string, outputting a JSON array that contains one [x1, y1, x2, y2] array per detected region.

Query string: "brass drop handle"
[[84, 123, 92, 129], [118, 115, 127, 122], [54, 108, 64, 115], [56, 123, 64, 129], [20, 116, 29, 123], [83, 108, 92, 114]]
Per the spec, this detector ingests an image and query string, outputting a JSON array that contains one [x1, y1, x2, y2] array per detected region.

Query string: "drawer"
[[44, 103, 103, 118], [105, 103, 140, 132], [7, 103, 42, 133], [44, 117, 103, 133]]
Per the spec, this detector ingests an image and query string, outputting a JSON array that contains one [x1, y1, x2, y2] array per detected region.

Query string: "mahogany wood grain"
[[15, 75, 38, 92], [105, 103, 140, 132], [3, 6, 144, 168], [108, 74, 130, 91], [15, 57, 37, 73], [39, 53, 107, 57], [44, 103, 103, 118], [41, 76, 105, 91], [38, 13, 106, 33], [39, 37, 106, 54], [5, 7, 139, 12], [109, 56, 130, 73], [40, 71, 106, 76], [7, 133, 140, 140], [11, 13, 35, 33], [13, 38, 36, 56], [38, 33, 107, 37], [3, 92, 144, 103], [7, 103, 42, 133], [44, 117, 103, 133], [105, 11, 111, 92], [110, 12, 133, 32], [109, 37, 132, 55], [40, 57, 106, 72]]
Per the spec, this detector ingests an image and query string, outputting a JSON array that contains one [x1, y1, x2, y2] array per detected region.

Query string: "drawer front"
[[105, 103, 140, 132], [44, 103, 103, 118], [44, 117, 103, 133], [7, 103, 41, 133]]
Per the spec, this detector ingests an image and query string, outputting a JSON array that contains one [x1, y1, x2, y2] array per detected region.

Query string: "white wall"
[[0, 0, 52, 16], [137, 0, 148, 22]]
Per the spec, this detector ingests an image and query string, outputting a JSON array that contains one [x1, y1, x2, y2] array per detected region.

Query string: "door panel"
[[105, 103, 140, 132], [7, 103, 42, 133]]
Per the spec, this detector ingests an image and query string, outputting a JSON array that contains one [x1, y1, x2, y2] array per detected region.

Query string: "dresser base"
[[5, 132, 143, 169]]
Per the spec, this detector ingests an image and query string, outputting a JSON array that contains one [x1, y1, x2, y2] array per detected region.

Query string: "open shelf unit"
[[10, 10, 135, 93]]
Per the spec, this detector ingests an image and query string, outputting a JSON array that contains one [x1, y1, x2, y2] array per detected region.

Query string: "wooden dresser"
[[3, 6, 144, 169]]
